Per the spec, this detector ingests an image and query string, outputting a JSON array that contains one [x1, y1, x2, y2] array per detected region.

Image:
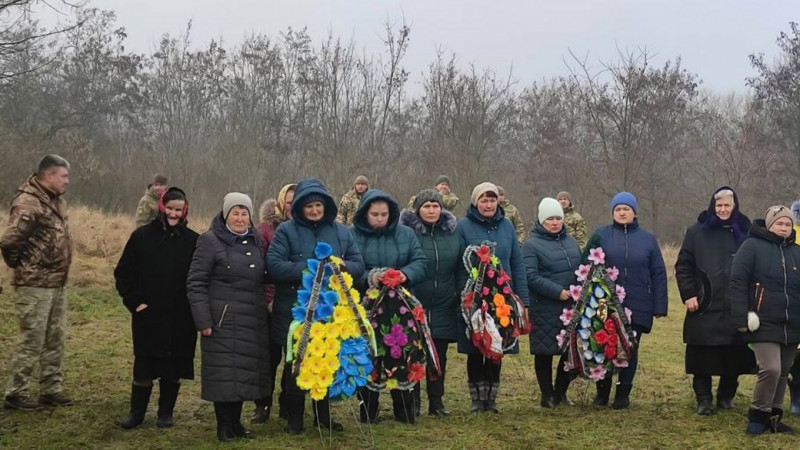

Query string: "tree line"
[[1, 2, 799, 242]]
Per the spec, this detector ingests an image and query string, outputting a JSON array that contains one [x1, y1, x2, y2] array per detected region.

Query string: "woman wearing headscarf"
[[730, 205, 800, 435], [252, 182, 296, 424], [267, 178, 364, 434], [115, 187, 199, 429], [458, 182, 530, 414], [675, 187, 755, 415], [583, 192, 668, 409], [187, 193, 270, 442]]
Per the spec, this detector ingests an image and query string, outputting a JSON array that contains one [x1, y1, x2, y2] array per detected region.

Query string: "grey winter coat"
[[187, 214, 270, 402]]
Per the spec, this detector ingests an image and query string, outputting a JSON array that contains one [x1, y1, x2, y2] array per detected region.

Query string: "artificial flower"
[[569, 285, 583, 301], [607, 266, 619, 282], [588, 247, 606, 265], [616, 285, 626, 303], [412, 305, 426, 323], [575, 264, 591, 282], [408, 363, 426, 383], [556, 329, 567, 347], [588, 365, 607, 381], [382, 269, 405, 288], [477, 245, 492, 264]]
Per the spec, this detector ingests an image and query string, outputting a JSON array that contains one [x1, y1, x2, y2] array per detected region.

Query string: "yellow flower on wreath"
[[332, 305, 354, 324], [386, 379, 398, 390], [305, 354, 325, 375], [326, 322, 343, 339], [340, 321, 359, 339], [310, 322, 325, 340], [306, 338, 325, 356], [297, 369, 315, 390], [310, 386, 327, 401], [318, 369, 334, 387], [293, 325, 303, 341], [323, 336, 341, 355], [329, 270, 354, 292], [324, 354, 341, 372]]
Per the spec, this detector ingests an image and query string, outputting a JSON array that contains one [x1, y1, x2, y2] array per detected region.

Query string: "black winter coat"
[[400, 209, 466, 342], [187, 215, 270, 402], [115, 219, 199, 360], [675, 211, 751, 346], [524, 222, 581, 355], [730, 220, 800, 345], [267, 179, 364, 345]]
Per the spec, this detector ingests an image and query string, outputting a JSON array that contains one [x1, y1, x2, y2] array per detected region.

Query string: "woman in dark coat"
[[187, 193, 270, 442], [350, 189, 427, 424], [730, 205, 800, 435], [524, 198, 580, 408], [400, 189, 466, 417], [583, 192, 668, 409], [267, 178, 364, 434], [458, 182, 530, 413], [115, 187, 199, 430], [675, 187, 755, 415]]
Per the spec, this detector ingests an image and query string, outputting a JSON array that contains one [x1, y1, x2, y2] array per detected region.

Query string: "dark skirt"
[[133, 356, 195, 381], [685, 344, 757, 376]]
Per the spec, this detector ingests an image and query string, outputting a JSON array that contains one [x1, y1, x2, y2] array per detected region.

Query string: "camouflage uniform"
[[336, 189, 364, 226], [0, 175, 72, 398], [135, 187, 160, 228], [563, 205, 588, 250], [408, 188, 459, 212], [500, 200, 526, 245]]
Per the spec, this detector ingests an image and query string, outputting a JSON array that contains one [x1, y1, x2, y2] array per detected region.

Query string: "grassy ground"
[[0, 209, 798, 449]]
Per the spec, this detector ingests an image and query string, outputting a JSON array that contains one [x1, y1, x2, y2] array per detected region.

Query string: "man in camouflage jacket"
[[557, 191, 588, 250], [336, 175, 369, 226], [408, 175, 459, 212], [135, 174, 168, 228], [497, 186, 526, 245], [0, 155, 74, 410]]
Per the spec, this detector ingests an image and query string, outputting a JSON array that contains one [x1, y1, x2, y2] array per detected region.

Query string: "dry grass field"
[[0, 207, 797, 449]]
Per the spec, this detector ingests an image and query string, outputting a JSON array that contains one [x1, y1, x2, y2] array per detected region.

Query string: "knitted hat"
[[496, 185, 506, 196], [301, 194, 326, 208], [610, 192, 638, 214], [354, 175, 369, 185], [470, 182, 499, 206], [538, 197, 564, 224], [434, 175, 451, 186], [413, 189, 443, 213], [153, 174, 168, 185], [765, 205, 794, 230], [223, 192, 253, 220], [557, 191, 571, 201]]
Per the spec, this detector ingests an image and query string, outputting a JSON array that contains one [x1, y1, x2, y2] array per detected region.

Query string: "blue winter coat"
[[349, 190, 427, 290], [400, 209, 466, 342], [583, 220, 668, 333], [524, 222, 581, 355], [266, 179, 365, 345], [457, 205, 531, 354]]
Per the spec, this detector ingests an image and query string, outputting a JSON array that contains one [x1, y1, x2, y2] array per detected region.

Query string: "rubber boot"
[[214, 402, 236, 442], [284, 393, 305, 434], [231, 402, 253, 439], [156, 380, 180, 428], [716, 377, 738, 411], [120, 384, 152, 430], [313, 398, 343, 432], [358, 388, 380, 424], [594, 378, 612, 406], [612, 382, 632, 410], [789, 382, 800, 416]]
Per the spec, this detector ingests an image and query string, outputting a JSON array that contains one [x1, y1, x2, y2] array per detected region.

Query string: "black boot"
[[716, 377, 738, 411], [746, 408, 772, 436], [284, 393, 305, 434], [313, 398, 343, 432], [612, 382, 632, 410], [771, 408, 794, 434], [214, 402, 236, 442], [428, 396, 450, 417], [790, 382, 800, 416], [156, 380, 180, 428], [553, 368, 574, 407], [413, 383, 421, 417], [278, 390, 288, 420], [231, 402, 253, 439], [358, 388, 380, 424], [468, 382, 483, 413], [594, 379, 612, 406], [695, 397, 714, 416], [120, 384, 152, 429], [252, 397, 271, 424], [391, 390, 415, 424]]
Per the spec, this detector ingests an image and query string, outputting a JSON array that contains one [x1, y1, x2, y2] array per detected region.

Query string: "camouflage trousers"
[[5, 286, 67, 398]]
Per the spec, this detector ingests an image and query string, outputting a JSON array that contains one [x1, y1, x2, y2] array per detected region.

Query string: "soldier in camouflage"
[[0, 155, 74, 411], [408, 175, 459, 212], [497, 186, 526, 245], [336, 175, 368, 226], [136, 174, 168, 228], [557, 191, 588, 250]]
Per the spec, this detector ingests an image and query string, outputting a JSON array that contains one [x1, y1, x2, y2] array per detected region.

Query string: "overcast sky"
[[39, 0, 800, 94]]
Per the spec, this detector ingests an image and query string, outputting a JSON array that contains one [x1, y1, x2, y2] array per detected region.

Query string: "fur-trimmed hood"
[[399, 209, 457, 235]]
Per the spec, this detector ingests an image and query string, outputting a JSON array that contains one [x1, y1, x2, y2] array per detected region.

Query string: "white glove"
[[747, 311, 760, 332]]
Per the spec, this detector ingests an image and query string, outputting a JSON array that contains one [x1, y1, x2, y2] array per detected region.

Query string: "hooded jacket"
[[349, 190, 427, 290], [267, 179, 364, 345]]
